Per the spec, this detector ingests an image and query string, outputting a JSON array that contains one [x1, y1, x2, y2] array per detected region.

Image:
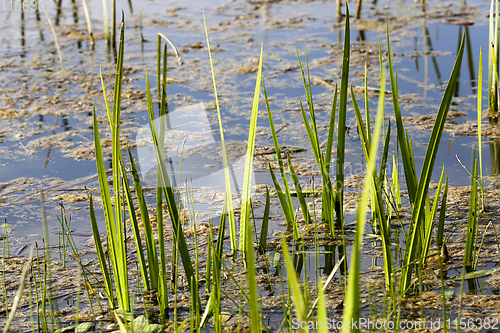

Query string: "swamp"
[[2, 0, 500, 331]]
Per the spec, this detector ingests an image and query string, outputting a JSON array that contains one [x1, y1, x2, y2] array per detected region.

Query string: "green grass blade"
[[157, 35, 161, 98], [126, 148, 161, 288], [199, 197, 227, 330], [422, 166, 445, 265], [258, 187, 271, 255], [364, 63, 371, 145], [268, 162, 296, 232], [287, 156, 311, 226], [335, 5, 350, 228], [325, 83, 338, 174], [119, 153, 150, 290], [92, 105, 125, 308], [263, 79, 296, 227], [157, 38, 169, 320], [478, 47, 485, 211], [436, 177, 449, 249], [239, 43, 264, 253], [246, 210, 261, 332], [465, 153, 478, 267], [87, 191, 114, 308], [203, 13, 237, 255], [386, 23, 418, 205], [378, 122, 391, 183]]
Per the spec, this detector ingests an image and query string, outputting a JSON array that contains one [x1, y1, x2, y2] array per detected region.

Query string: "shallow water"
[[2, 0, 500, 330]]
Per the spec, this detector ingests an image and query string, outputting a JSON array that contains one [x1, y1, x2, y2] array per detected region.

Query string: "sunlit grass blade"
[[478, 47, 485, 211], [239, 43, 263, 253], [203, 13, 237, 255]]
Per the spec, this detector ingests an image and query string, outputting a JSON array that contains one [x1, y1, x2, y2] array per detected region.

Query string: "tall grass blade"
[[464, 153, 478, 267], [239, 43, 264, 253], [335, 5, 350, 229], [203, 13, 237, 255], [478, 47, 485, 211]]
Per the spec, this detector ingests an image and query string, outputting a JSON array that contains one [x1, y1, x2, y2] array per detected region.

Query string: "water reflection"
[[489, 138, 500, 175], [20, 1, 26, 58]]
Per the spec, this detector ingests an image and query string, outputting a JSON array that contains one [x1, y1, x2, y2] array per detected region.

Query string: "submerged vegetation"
[[4, 1, 500, 333]]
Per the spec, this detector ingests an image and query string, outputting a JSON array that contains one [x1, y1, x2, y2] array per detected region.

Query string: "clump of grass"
[[387, 21, 465, 296]]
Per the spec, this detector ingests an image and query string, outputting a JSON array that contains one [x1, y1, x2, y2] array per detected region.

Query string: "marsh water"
[[2, 0, 500, 330]]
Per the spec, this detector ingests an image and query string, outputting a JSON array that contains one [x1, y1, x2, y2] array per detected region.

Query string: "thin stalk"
[[478, 47, 485, 211], [41, 3, 64, 70]]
